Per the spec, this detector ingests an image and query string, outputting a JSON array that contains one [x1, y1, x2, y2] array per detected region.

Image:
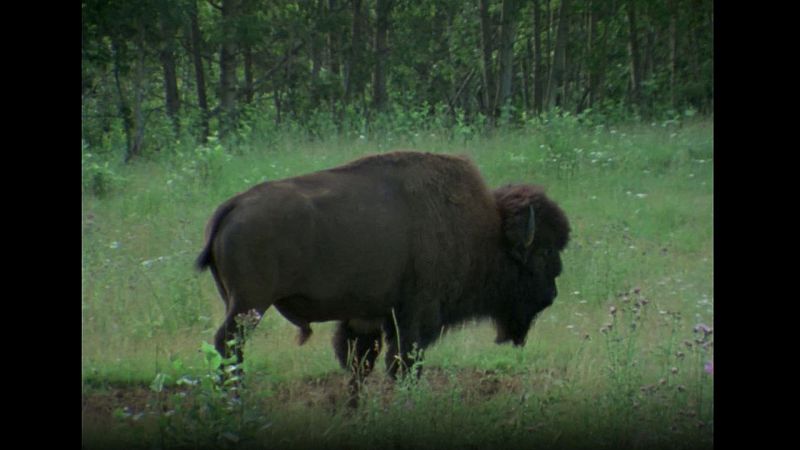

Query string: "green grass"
[[82, 117, 713, 449]]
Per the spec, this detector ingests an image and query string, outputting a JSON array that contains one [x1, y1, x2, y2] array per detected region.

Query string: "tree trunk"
[[548, 0, 570, 110], [372, 0, 392, 112], [586, 1, 597, 109], [595, 2, 609, 107], [532, 0, 543, 115], [345, 0, 367, 103], [126, 22, 148, 163], [522, 36, 531, 113], [219, 0, 239, 139], [328, 0, 341, 77], [243, 45, 254, 104], [189, 0, 209, 143], [495, 0, 516, 116], [111, 37, 133, 156], [158, 7, 180, 133], [668, 0, 678, 109], [326, 0, 344, 123], [478, 0, 495, 124], [311, 0, 324, 82], [274, 86, 282, 126], [625, 0, 642, 113]]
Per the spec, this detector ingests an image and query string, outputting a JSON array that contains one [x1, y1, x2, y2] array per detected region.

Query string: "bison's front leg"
[[333, 321, 383, 407], [383, 327, 426, 381]]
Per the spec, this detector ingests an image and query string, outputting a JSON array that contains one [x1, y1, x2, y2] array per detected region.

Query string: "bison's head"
[[493, 184, 570, 347]]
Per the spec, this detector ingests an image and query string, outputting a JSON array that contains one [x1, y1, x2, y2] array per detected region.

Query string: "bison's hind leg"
[[333, 320, 383, 375], [213, 294, 269, 389], [333, 320, 383, 408]]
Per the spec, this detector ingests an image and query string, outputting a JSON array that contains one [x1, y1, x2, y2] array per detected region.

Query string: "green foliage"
[[82, 0, 712, 162], [82, 142, 125, 197], [132, 342, 266, 449]]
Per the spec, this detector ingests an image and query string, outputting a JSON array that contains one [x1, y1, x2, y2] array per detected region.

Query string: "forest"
[[81, 0, 713, 162], [82, 2, 713, 448]]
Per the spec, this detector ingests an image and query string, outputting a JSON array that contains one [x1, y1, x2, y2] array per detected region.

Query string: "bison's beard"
[[494, 317, 535, 347]]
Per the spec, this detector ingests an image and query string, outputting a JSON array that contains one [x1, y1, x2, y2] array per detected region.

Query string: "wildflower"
[[704, 360, 713, 375], [609, 306, 617, 316], [693, 323, 713, 336]]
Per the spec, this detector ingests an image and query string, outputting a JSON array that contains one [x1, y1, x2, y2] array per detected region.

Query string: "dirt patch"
[[82, 385, 152, 416], [83, 366, 551, 419]]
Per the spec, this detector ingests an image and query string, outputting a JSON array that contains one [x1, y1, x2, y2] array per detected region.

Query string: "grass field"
[[82, 117, 713, 449]]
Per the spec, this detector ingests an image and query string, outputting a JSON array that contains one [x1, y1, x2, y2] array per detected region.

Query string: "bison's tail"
[[195, 246, 213, 271], [195, 199, 238, 271]]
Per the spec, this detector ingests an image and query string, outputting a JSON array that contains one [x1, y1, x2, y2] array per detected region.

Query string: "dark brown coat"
[[196, 151, 570, 380]]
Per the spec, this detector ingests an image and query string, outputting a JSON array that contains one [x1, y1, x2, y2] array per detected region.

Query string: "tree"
[[495, 0, 517, 116], [531, 0, 544, 114], [189, 0, 210, 142], [478, 0, 495, 124], [548, 0, 570, 110], [625, 0, 642, 114], [345, 0, 368, 103], [217, 0, 239, 139], [157, 2, 181, 132], [81, 0, 714, 157], [372, 0, 393, 112]]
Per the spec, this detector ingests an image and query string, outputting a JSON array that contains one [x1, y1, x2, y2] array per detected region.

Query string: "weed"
[[82, 143, 125, 197]]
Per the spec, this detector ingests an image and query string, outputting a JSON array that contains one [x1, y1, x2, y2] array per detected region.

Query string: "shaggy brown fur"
[[196, 151, 570, 396]]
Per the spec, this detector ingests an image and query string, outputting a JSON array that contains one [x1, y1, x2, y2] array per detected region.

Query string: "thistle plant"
[[600, 286, 651, 428]]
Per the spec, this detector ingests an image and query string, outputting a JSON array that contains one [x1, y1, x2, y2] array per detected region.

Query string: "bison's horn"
[[525, 205, 536, 247]]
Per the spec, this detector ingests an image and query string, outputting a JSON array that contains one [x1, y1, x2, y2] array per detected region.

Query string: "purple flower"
[[704, 360, 713, 375], [694, 323, 712, 334]]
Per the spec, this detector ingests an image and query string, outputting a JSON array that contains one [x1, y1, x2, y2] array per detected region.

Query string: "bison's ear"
[[524, 205, 536, 247], [505, 204, 536, 263]]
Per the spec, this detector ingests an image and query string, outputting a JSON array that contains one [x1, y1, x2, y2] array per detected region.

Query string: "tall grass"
[[82, 115, 712, 449]]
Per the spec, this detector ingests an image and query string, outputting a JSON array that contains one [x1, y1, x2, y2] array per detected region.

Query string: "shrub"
[[82, 142, 124, 197]]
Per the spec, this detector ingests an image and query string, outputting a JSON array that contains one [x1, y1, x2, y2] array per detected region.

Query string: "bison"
[[196, 151, 570, 391]]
